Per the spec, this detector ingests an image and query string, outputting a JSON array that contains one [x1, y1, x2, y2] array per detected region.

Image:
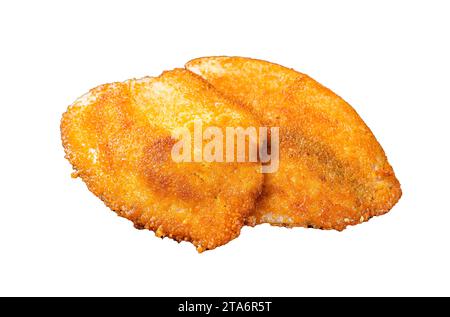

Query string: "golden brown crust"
[[186, 56, 402, 230], [61, 69, 263, 252]]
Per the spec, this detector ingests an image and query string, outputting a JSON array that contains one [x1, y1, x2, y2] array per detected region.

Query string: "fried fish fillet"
[[186, 56, 401, 230], [61, 69, 263, 252]]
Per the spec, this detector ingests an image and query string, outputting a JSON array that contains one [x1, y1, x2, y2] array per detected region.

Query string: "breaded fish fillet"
[[61, 69, 263, 251], [186, 57, 401, 230]]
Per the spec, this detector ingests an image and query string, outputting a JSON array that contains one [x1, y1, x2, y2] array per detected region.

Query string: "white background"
[[1, 0, 449, 296]]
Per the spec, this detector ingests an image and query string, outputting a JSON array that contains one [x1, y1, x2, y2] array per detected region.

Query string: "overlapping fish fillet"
[[61, 69, 263, 251], [186, 57, 401, 230]]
